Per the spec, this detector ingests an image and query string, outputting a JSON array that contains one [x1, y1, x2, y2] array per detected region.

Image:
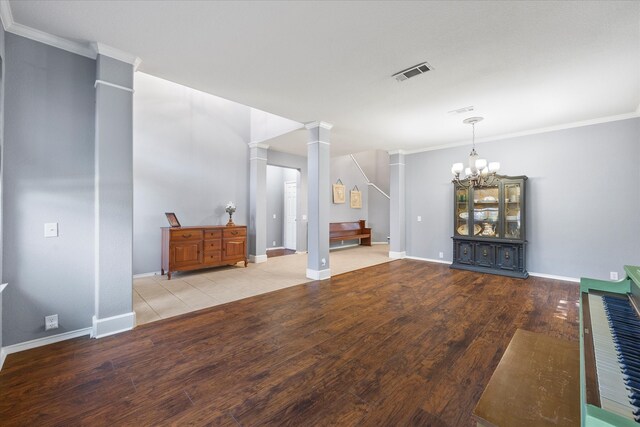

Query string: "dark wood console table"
[[161, 225, 248, 280]]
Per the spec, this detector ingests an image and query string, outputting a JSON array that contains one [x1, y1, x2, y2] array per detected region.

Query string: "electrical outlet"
[[321, 258, 326, 267], [417, 216, 422, 222], [610, 272, 619, 280], [439, 252, 444, 259], [273, 214, 276, 219], [45, 314, 58, 331], [302, 214, 307, 220], [273, 241, 276, 246]]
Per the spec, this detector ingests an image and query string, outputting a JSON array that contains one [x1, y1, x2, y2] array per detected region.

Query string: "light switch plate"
[[610, 272, 619, 280], [273, 214, 276, 219], [417, 216, 422, 222], [302, 214, 307, 220], [44, 223, 58, 238]]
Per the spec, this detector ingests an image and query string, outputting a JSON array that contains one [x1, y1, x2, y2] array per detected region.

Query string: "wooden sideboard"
[[161, 225, 247, 280]]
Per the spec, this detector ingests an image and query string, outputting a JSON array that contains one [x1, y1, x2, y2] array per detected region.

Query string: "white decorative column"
[[389, 150, 406, 259], [248, 142, 269, 263], [93, 46, 138, 338], [306, 121, 332, 280]]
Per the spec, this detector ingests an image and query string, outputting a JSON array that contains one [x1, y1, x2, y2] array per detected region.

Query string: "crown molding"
[[400, 111, 640, 156], [0, 1, 141, 67], [0, 0, 13, 31], [92, 42, 142, 69], [305, 121, 334, 130], [387, 149, 406, 155], [248, 142, 270, 149]]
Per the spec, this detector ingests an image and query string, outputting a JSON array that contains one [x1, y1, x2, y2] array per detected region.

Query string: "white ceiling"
[[5, 1, 640, 156]]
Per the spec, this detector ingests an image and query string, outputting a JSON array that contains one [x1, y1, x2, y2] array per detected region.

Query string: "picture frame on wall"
[[165, 212, 181, 227], [333, 179, 346, 204], [350, 186, 362, 209]]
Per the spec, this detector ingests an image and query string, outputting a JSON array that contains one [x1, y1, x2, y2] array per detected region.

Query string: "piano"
[[581, 265, 640, 426]]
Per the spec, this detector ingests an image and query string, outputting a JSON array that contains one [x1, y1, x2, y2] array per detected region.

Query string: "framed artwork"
[[350, 187, 362, 209], [165, 212, 181, 227], [333, 180, 346, 204]]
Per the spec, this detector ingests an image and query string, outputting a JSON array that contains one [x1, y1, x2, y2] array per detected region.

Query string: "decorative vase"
[[226, 212, 235, 227]]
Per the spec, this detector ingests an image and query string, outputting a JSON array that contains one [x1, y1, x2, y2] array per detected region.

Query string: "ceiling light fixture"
[[451, 117, 500, 187]]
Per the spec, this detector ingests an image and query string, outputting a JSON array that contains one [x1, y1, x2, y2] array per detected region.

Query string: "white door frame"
[[283, 180, 297, 250]]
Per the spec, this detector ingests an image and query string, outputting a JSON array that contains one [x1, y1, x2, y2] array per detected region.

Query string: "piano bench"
[[473, 329, 580, 427]]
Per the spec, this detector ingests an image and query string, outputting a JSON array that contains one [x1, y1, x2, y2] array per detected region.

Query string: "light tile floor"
[[134, 244, 392, 325]]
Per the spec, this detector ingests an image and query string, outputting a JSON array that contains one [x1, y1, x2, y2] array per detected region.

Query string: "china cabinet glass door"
[[472, 186, 500, 238], [503, 183, 522, 239], [455, 187, 469, 236]]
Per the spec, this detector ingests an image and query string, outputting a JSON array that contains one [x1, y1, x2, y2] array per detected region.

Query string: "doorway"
[[284, 180, 297, 251]]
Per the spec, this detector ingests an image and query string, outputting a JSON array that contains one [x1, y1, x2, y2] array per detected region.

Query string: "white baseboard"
[[249, 254, 268, 263], [405, 255, 452, 265], [133, 271, 160, 279], [402, 256, 580, 283], [329, 244, 359, 251], [306, 268, 331, 280], [372, 242, 389, 245], [92, 312, 136, 339], [267, 246, 285, 251], [389, 251, 406, 259], [529, 271, 579, 283], [296, 251, 307, 254], [1, 327, 93, 370]]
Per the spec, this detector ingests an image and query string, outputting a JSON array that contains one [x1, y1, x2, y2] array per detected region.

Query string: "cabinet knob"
[[505, 251, 510, 260], [463, 248, 468, 255], [483, 250, 488, 257]]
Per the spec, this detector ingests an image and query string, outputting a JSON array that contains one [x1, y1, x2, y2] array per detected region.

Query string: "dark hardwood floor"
[[0, 260, 579, 426], [266, 248, 296, 258]]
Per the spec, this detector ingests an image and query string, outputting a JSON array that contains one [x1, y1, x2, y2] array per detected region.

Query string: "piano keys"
[[581, 265, 640, 427]]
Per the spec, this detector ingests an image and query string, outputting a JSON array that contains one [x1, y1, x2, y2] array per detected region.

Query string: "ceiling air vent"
[[448, 106, 475, 115], [392, 62, 432, 82]]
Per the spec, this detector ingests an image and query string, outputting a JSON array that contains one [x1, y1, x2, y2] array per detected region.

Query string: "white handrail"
[[350, 155, 390, 200]]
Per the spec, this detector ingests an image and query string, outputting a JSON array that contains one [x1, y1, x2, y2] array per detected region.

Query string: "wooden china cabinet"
[[451, 175, 528, 278]]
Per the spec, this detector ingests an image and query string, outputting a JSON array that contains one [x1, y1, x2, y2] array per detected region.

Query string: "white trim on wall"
[[1, 327, 93, 370], [389, 251, 406, 259], [132, 271, 161, 279], [0, 2, 141, 65], [329, 243, 360, 251], [403, 256, 580, 283], [405, 255, 452, 265], [305, 121, 333, 130], [94, 80, 134, 93], [402, 112, 640, 155], [92, 312, 136, 339], [306, 268, 331, 280], [249, 254, 268, 263], [529, 271, 579, 283]]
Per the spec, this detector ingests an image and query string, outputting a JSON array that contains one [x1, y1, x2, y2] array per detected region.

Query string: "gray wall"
[[330, 154, 369, 247], [3, 34, 96, 346], [266, 165, 297, 249], [267, 150, 308, 252], [352, 150, 390, 242], [405, 117, 640, 280], [133, 73, 250, 275]]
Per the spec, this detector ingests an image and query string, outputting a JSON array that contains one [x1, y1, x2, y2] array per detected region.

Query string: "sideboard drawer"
[[203, 251, 222, 264], [204, 229, 222, 239], [223, 228, 246, 238], [475, 243, 495, 267], [204, 239, 222, 252], [170, 229, 203, 242]]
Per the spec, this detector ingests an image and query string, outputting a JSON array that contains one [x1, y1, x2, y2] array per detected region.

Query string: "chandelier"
[[451, 117, 500, 187]]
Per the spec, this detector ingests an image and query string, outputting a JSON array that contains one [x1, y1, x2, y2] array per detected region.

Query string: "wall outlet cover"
[[273, 214, 276, 219], [439, 252, 444, 259], [273, 241, 276, 246], [417, 216, 422, 222], [610, 272, 619, 280], [45, 314, 59, 331]]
